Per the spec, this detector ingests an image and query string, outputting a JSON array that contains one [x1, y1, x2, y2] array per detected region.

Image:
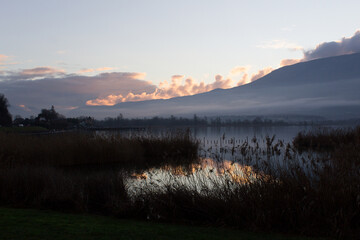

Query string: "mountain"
[[72, 53, 360, 120]]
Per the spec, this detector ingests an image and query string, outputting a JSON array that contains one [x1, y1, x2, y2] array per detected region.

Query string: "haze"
[[1, 0, 360, 118]]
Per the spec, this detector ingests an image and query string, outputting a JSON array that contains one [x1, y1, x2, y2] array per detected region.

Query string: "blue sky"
[[1, 0, 360, 112]]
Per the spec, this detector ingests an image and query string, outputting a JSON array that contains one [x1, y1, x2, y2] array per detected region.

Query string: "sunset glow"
[[0, 1, 359, 116]]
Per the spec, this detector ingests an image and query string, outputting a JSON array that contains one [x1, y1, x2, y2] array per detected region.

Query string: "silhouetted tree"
[[38, 105, 60, 121], [36, 105, 68, 129], [0, 94, 12, 126]]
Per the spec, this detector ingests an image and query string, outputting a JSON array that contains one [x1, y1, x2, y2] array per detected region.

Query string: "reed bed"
[[0, 130, 199, 169], [0, 128, 359, 239], [0, 166, 131, 215], [293, 126, 360, 152]]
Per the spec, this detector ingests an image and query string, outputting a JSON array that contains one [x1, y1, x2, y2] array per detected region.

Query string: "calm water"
[[192, 125, 314, 143], [108, 125, 322, 142], [115, 125, 349, 194], [98, 125, 346, 152]]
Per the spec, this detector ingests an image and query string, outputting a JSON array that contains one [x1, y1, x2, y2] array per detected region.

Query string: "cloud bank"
[[280, 30, 360, 67], [1, 67, 65, 81], [258, 31, 360, 68], [280, 58, 302, 67], [2, 30, 360, 114], [303, 30, 360, 61], [0, 69, 155, 113], [86, 74, 235, 106], [86, 65, 278, 106]]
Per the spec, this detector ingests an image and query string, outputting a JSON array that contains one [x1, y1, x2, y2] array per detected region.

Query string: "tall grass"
[[0, 166, 131, 215], [130, 128, 360, 238], [293, 126, 360, 152], [0, 128, 359, 238], [0, 130, 199, 169]]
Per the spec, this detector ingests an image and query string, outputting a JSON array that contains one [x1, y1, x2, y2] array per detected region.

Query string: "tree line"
[[2, 93, 338, 130]]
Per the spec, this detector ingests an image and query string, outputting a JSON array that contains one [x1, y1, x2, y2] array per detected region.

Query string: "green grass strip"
[[0, 207, 328, 240]]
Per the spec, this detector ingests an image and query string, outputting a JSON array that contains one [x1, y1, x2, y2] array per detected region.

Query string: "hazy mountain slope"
[[72, 53, 360, 120], [250, 52, 360, 87]]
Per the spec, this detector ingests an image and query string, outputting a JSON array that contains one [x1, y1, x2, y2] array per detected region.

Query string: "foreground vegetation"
[[0, 127, 359, 239], [0, 130, 198, 169], [293, 126, 360, 152], [0, 208, 324, 240]]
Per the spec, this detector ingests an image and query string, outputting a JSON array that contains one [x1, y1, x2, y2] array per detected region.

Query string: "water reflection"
[[108, 125, 338, 195], [98, 125, 317, 143], [125, 130, 319, 196], [127, 158, 263, 196], [191, 126, 313, 143]]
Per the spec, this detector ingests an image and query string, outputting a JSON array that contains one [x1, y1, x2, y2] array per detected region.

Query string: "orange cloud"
[[86, 74, 234, 106], [85, 65, 276, 106], [229, 66, 250, 86], [0, 71, 155, 112], [230, 66, 249, 76], [237, 73, 249, 86], [250, 67, 274, 81], [237, 67, 273, 85], [280, 58, 302, 67], [78, 68, 95, 73], [0, 54, 18, 67], [18, 104, 31, 112]]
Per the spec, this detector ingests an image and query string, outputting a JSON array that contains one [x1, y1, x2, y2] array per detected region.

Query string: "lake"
[[118, 124, 348, 195]]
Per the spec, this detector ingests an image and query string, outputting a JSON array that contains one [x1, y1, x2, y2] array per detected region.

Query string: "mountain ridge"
[[72, 53, 360, 119]]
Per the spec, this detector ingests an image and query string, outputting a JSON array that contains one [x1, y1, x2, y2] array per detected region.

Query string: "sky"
[[1, 0, 360, 116]]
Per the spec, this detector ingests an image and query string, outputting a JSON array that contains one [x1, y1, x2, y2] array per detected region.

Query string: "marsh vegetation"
[[0, 127, 359, 239]]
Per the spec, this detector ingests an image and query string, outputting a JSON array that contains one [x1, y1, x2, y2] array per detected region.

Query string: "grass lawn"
[[0, 208, 329, 240]]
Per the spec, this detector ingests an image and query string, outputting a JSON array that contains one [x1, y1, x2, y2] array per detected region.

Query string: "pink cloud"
[[236, 67, 273, 86], [280, 58, 302, 67], [86, 74, 234, 106], [62, 106, 79, 110], [250, 67, 273, 81], [0, 54, 9, 65], [18, 104, 31, 112], [0, 54, 18, 67], [230, 66, 249, 76], [237, 73, 249, 86], [78, 68, 95, 73], [85, 65, 275, 106], [7, 31, 360, 111], [20, 67, 65, 76], [0, 71, 155, 112], [96, 67, 114, 71]]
